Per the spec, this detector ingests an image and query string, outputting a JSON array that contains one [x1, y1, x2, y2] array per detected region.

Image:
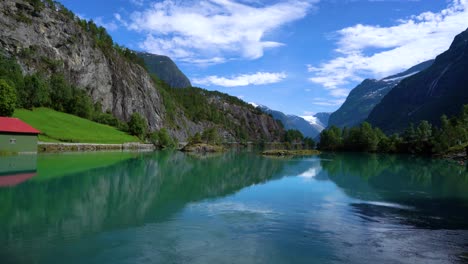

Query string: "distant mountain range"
[[328, 60, 434, 129], [258, 105, 330, 138], [137, 52, 192, 88], [368, 27, 468, 133]]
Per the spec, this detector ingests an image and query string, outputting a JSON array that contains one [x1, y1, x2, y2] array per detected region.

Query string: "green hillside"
[[13, 108, 140, 143], [34, 152, 138, 181]]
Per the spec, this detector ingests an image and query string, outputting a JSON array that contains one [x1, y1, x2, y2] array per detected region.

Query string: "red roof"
[[0, 117, 40, 134]]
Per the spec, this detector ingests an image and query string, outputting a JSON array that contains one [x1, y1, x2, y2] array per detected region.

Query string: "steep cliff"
[[368, 28, 468, 133], [0, 0, 284, 142], [0, 0, 165, 130], [328, 60, 433, 129]]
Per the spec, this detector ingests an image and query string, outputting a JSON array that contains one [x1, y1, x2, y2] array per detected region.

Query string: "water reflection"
[[0, 151, 292, 263], [0, 155, 37, 187], [320, 153, 468, 230], [1, 151, 467, 263]]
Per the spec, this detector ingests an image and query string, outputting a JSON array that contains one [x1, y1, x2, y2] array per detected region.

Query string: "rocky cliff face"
[[210, 99, 284, 142], [328, 60, 433, 129], [0, 0, 284, 142], [0, 0, 165, 130], [368, 28, 468, 133]]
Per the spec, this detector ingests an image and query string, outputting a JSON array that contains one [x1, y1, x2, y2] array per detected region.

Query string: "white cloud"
[[308, 0, 468, 97], [94, 17, 118, 32], [193, 72, 287, 87], [312, 98, 346, 106], [127, 0, 314, 64]]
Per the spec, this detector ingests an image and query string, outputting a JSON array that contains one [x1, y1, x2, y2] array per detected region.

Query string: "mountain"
[[0, 0, 283, 142], [368, 28, 468, 133], [258, 106, 323, 138], [137, 52, 192, 88], [328, 60, 434, 129], [312, 112, 331, 128], [1, 1, 166, 129]]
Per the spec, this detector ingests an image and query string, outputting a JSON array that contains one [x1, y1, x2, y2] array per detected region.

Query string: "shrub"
[[0, 79, 17, 116], [128, 113, 148, 139]]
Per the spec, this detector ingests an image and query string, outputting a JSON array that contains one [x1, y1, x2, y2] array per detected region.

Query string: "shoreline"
[[38, 142, 155, 153]]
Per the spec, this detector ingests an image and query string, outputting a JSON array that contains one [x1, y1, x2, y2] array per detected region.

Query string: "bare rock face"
[[0, 0, 284, 142], [0, 0, 164, 130], [208, 96, 284, 142]]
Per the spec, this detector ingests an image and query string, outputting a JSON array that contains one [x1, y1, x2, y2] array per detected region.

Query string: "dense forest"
[[319, 106, 468, 156]]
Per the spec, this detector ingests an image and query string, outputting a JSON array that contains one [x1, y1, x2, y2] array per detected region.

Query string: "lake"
[[0, 151, 467, 264]]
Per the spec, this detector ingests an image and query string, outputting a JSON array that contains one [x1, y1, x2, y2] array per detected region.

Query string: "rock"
[[0, 0, 285, 143], [0, 0, 165, 130]]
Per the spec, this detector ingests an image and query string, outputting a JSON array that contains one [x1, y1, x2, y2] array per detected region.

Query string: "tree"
[[416, 120, 432, 142], [66, 87, 93, 119], [285, 129, 304, 143], [23, 74, 50, 108], [150, 128, 176, 149], [319, 126, 342, 151], [202, 127, 220, 144], [402, 123, 416, 143], [127, 112, 148, 139], [0, 79, 16, 116], [49, 73, 72, 111], [303, 137, 316, 149], [188, 132, 202, 144], [0, 54, 24, 106], [359, 122, 379, 152]]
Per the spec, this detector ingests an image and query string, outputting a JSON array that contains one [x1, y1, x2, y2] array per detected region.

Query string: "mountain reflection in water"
[[0, 151, 467, 264]]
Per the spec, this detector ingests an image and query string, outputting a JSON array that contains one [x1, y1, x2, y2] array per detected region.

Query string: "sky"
[[58, 0, 468, 119]]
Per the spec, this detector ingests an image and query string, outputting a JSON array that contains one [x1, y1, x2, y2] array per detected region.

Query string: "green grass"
[[14, 108, 140, 144], [33, 152, 138, 181]]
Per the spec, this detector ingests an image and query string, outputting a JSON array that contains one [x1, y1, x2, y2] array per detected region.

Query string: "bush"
[[49, 73, 72, 111], [149, 128, 176, 149], [128, 113, 148, 139], [201, 127, 220, 145], [0, 79, 17, 116], [188, 132, 202, 144], [22, 73, 50, 108], [68, 88, 93, 119]]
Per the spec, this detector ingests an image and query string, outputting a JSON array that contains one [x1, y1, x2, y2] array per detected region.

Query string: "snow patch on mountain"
[[382, 71, 419, 83], [301, 115, 325, 129]]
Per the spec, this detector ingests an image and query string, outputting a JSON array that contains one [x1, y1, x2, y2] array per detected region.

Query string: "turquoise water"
[[0, 151, 467, 263]]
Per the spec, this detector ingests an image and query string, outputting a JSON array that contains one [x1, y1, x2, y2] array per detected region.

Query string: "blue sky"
[[58, 0, 468, 119]]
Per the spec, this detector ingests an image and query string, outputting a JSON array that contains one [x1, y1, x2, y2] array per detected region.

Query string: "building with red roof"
[[0, 117, 40, 153]]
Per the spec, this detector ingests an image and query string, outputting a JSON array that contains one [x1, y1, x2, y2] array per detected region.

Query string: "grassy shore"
[[14, 108, 140, 144]]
